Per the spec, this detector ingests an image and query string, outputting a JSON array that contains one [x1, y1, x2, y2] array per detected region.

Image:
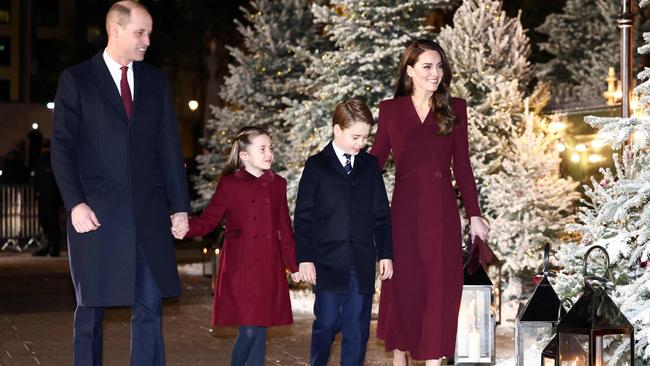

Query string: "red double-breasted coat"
[[371, 96, 481, 360], [186, 169, 299, 327]]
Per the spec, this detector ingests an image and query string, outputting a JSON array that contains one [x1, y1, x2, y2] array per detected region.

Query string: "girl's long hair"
[[394, 39, 456, 135], [220, 126, 270, 178]]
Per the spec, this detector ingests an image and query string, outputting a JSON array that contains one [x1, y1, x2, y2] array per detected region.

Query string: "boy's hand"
[[379, 259, 393, 280], [290, 272, 301, 283], [299, 262, 317, 285]]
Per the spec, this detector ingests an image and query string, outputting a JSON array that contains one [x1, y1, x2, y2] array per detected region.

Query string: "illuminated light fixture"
[[575, 144, 587, 152], [556, 143, 566, 153], [588, 154, 603, 163], [32, 123, 39, 130], [571, 153, 580, 163], [47, 102, 55, 109], [591, 139, 605, 149], [548, 121, 567, 132], [188, 100, 199, 111]]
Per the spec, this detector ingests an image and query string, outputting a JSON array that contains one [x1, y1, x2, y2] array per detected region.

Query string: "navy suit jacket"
[[51, 52, 190, 307], [294, 142, 393, 294]]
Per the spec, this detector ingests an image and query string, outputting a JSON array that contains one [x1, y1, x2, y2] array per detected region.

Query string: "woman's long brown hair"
[[394, 40, 456, 135]]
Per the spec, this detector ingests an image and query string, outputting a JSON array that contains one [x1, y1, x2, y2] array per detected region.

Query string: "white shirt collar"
[[332, 141, 354, 168], [102, 49, 134, 97]]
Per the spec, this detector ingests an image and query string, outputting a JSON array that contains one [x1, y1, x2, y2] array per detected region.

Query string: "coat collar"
[[91, 51, 143, 124], [322, 141, 368, 178], [233, 169, 276, 182]]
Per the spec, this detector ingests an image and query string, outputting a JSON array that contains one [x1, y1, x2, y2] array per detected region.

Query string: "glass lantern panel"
[[599, 334, 632, 366], [558, 333, 588, 366], [456, 286, 493, 363], [542, 355, 557, 366], [517, 322, 554, 366]]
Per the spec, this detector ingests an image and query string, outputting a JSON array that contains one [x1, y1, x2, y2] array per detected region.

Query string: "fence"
[[1, 184, 41, 252]]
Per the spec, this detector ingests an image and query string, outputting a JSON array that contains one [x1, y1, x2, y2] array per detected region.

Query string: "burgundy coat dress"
[[185, 169, 299, 327], [371, 96, 481, 360]]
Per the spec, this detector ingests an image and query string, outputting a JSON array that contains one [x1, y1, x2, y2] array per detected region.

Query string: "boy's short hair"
[[333, 99, 375, 129]]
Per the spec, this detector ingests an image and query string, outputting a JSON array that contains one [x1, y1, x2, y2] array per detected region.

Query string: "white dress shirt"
[[332, 141, 355, 169], [102, 49, 134, 98]]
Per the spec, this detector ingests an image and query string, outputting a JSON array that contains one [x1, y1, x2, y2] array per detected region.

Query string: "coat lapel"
[[323, 142, 350, 179], [92, 53, 129, 124]]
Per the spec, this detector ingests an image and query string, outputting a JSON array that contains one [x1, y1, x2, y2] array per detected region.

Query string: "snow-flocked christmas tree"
[[192, 0, 322, 208], [553, 1, 650, 362]]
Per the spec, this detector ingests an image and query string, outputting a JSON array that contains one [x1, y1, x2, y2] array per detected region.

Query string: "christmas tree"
[[553, 1, 650, 362], [536, 0, 618, 98], [280, 0, 451, 201], [193, 0, 322, 208]]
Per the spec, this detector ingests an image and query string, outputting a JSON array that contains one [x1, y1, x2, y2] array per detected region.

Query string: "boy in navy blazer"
[[295, 99, 393, 366]]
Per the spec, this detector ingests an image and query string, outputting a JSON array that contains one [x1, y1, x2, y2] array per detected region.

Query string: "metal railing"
[[1, 184, 42, 252]]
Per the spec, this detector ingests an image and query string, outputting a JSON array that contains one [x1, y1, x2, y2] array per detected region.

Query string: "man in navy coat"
[[50, 1, 190, 365]]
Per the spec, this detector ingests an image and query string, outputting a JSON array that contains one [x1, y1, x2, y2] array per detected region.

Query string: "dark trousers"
[[73, 244, 164, 366], [231, 325, 268, 366], [310, 271, 373, 366]]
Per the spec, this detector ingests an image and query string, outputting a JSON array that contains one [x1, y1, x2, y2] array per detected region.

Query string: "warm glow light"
[[571, 153, 580, 163], [549, 121, 567, 132], [46, 102, 55, 109], [575, 144, 587, 152], [0, 170, 3, 176], [202, 248, 208, 255], [556, 143, 566, 152], [188, 100, 199, 111], [32, 123, 39, 130], [615, 89, 623, 101], [591, 139, 605, 149], [588, 154, 603, 163], [215, 248, 220, 255]]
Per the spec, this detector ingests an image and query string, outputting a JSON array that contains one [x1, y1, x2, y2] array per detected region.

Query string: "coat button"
[[262, 182, 268, 187], [253, 216, 257, 221], [265, 198, 270, 204], [435, 171, 442, 179], [251, 199, 255, 203], [266, 234, 271, 239], [253, 235, 258, 239]]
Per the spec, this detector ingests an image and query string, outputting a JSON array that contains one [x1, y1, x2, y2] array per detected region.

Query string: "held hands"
[[379, 259, 394, 280], [299, 262, 317, 285], [170, 212, 189, 239], [71, 203, 101, 233], [290, 272, 301, 283], [470, 216, 490, 242]]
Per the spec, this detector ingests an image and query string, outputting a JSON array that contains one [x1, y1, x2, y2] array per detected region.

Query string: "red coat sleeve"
[[452, 99, 481, 218], [185, 178, 228, 238], [277, 178, 299, 273], [370, 101, 391, 168]]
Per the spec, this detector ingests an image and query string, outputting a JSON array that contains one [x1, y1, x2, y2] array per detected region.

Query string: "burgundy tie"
[[120, 66, 132, 119]]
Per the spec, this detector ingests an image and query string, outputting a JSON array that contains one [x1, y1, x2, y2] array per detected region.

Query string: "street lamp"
[[556, 245, 634, 366], [516, 244, 566, 366], [188, 100, 199, 111]]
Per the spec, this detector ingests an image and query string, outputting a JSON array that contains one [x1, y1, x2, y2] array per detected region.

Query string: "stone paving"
[[0, 246, 514, 365]]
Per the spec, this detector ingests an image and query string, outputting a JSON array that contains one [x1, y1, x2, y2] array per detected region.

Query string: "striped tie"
[[343, 153, 352, 174]]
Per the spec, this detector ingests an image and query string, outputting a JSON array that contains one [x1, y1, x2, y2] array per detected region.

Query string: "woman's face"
[[406, 50, 443, 94]]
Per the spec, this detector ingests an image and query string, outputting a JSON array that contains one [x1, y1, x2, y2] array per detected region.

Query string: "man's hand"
[[290, 272, 301, 283], [379, 259, 393, 280], [171, 212, 189, 239], [71, 203, 101, 233], [299, 262, 317, 285]]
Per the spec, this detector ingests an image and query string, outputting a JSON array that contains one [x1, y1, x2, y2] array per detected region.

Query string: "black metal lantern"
[[516, 244, 566, 365], [455, 245, 496, 365], [541, 298, 575, 366], [556, 245, 635, 366]]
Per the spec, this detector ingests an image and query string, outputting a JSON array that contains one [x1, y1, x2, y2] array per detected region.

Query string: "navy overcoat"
[[51, 52, 190, 307]]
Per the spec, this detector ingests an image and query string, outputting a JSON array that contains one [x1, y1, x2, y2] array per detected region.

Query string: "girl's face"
[[333, 121, 371, 156], [239, 134, 273, 176], [406, 50, 443, 94]]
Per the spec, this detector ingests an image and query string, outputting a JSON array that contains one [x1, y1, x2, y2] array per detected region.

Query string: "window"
[[0, 37, 10, 66], [0, 0, 10, 24]]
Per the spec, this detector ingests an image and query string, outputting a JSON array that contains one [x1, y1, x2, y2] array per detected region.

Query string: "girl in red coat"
[[178, 126, 300, 366]]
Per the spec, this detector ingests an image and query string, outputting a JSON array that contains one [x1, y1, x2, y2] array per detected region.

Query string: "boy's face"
[[333, 121, 370, 156]]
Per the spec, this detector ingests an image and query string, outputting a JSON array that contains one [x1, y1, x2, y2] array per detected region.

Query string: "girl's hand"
[[470, 216, 489, 242], [290, 272, 301, 283]]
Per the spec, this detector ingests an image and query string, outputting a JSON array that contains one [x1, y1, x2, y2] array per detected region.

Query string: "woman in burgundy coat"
[[180, 126, 300, 366], [371, 40, 490, 365]]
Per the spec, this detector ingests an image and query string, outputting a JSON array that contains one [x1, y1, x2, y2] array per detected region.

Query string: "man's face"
[[114, 8, 152, 64]]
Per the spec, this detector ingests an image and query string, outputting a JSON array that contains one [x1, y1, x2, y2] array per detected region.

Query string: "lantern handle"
[[543, 243, 550, 276], [558, 297, 573, 322], [583, 245, 611, 286]]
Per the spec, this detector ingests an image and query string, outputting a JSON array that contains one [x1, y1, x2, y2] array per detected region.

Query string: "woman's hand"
[[470, 216, 489, 242]]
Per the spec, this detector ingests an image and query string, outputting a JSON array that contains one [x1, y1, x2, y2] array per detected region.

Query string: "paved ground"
[[0, 243, 515, 365]]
